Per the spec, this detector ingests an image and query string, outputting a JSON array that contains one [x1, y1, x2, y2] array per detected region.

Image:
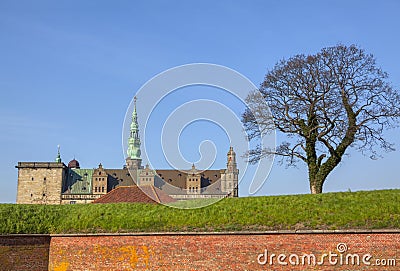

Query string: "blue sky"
[[1, 0, 399, 202]]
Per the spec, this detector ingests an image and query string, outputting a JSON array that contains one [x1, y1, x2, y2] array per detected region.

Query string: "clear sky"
[[1, 0, 399, 202]]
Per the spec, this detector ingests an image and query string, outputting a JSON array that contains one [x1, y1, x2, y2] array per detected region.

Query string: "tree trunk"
[[308, 166, 324, 194], [310, 181, 323, 194]]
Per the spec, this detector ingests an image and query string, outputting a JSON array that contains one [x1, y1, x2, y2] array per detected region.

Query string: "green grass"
[[0, 189, 399, 234]]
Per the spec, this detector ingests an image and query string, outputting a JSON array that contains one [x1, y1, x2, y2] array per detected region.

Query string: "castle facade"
[[16, 98, 239, 204]]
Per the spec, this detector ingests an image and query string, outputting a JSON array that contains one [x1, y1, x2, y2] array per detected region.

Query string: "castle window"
[[43, 177, 46, 181], [31, 177, 34, 181], [99, 172, 101, 175], [102, 187, 105, 192], [43, 193, 45, 197], [70, 201, 76, 204], [30, 194, 33, 197], [95, 178, 98, 181], [95, 187, 98, 192]]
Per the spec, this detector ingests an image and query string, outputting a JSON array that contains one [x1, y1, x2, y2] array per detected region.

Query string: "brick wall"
[[0, 235, 50, 271], [1, 231, 399, 271], [48, 231, 400, 271]]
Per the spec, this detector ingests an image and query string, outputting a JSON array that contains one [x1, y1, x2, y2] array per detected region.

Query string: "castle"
[[16, 97, 239, 204]]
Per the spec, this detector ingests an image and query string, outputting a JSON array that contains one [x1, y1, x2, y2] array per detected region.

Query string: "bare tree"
[[243, 44, 400, 194]]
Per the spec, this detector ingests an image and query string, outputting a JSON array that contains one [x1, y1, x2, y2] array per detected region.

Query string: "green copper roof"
[[127, 96, 142, 160], [66, 168, 94, 194]]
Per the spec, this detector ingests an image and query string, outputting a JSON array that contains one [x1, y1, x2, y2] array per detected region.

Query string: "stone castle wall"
[[16, 162, 65, 204]]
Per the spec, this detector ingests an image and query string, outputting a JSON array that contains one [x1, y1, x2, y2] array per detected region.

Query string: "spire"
[[55, 145, 62, 163], [132, 96, 138, 129], [127, 96, 142, 160], [227, 146, 237, 170]]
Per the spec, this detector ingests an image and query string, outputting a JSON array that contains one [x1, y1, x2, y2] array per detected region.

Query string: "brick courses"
[[0, 235, 50, 271], [48, 231, 400, 271], [1, 231, 399, 271]]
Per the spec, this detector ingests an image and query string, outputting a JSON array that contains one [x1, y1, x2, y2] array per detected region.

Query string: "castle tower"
[[126, 96, 143, 170], [221, 146, 239, 197], [16, 147, 67, 204]]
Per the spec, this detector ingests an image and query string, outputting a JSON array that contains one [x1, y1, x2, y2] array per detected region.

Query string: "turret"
[[227, 146, 238, 173], [221, 146, 239, 197], [55, 145, 62, 163]]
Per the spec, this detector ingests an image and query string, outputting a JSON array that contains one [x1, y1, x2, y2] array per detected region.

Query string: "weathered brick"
[[47, 232, 400, 271], [1, 232, 399, 270]]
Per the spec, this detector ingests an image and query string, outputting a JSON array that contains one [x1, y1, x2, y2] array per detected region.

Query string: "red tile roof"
[[92, 185, 176, 204]]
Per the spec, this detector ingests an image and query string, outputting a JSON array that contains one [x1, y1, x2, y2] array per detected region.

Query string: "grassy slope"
[[0, 189, 399, 234]]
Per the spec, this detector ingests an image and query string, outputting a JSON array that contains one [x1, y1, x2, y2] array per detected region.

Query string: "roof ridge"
[[150, 185, 161, 203]]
